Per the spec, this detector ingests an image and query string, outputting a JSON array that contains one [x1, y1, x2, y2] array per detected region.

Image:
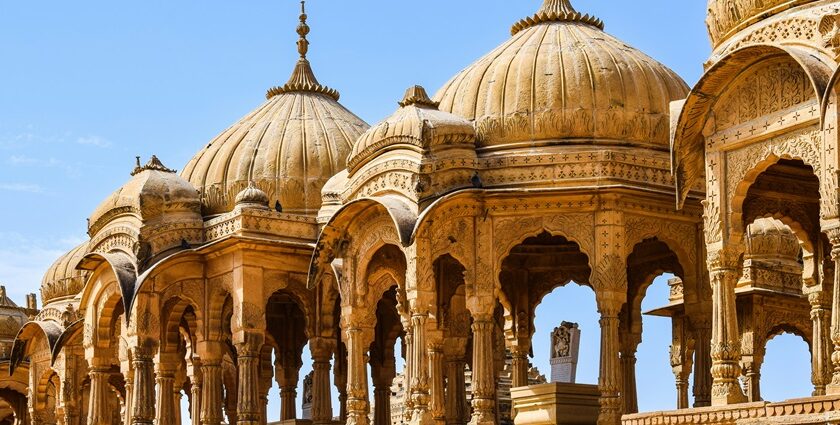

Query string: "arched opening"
[[626, 238, 686, 413], [160, 297, 200, 425], [435, 254, 472, 425], [760, 330, 812, 402], [264, 289, 308, 423], [499, 231, 597, 424]]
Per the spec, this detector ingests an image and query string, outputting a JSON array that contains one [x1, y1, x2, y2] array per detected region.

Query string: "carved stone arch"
[[727, 139, 822, 248], [765, 323, 812, 351], [624, 238, 686, 337], [623, 215, 699, 279], [493, 215, 596, 275], [672, 44, 832, 207], [159, 295, 202, 355], [34, 368, 59, 413], [263, 278, 315, 341]]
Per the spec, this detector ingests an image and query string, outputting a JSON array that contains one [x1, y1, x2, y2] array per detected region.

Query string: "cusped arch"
[[9, 321, 63, 373], [78, 251, 138, 318], [493, 216, 595, 279], [671, 44, 831, 207], [309, 196, 416, 289]]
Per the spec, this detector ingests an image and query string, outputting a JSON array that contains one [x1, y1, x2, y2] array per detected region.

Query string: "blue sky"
[[0, 0, 813, 421]]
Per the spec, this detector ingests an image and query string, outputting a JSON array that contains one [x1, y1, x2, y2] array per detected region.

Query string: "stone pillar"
[[345, 325, 374, 425], [277, 363, 299, 421], [409, 314, 432, 425], [122, 374, 134, 425], [709, 262, 746, 405], [174, 391, 184, 425], [831, 239, 840, 394], [742, 358, 762, 402], [190, 366, 202, 425], [511, 347, 529, 388], [428, 341, 445, 425], [469, 314, 495, 425], [402, 324, 415, 422], [669, 315, 691, 410], [199, 345, 224, 425], [372, 369, 392, 425], [87, 365, 111, 425], [620, 348, 638, 414], [155, 362, 177, 425], [445, 358, 468, 425], [597, 297, 622, 425], [132, 348, 157, 425], [692, 322, 712, 407], [310, 338, 334, 425], [334, 342, 348, 424], [236, 334, 264, 425], [810, 290, 832, 395]]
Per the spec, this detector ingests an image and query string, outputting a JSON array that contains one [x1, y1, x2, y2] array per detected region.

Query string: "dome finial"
[[511, 0, 604, 35], [266, 0, 340, 101]]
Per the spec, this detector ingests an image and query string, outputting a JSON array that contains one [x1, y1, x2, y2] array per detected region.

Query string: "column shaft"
[[428, 344, 445, 425], [312, 356, 333, 424], [511, 349, 529, 388], [811, 291, 831, 395], [692, 325, 712, 407], [200, 363, 224, 425], [155, 370, 176, 425], [237, 340, 262, 425], [468, 317, 495, 425], [709, 267, 746, 405], [132, 350, 156, 425], [598, 309, 622, 425], [87, 367, 111, 425], [346, 326, 372, 425], [620, 352, 638, 414]]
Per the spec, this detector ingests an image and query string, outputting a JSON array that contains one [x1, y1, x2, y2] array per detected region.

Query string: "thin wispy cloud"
[[0, 232, 85, 302], [0, 182, 43, 193], [76, 135, 111, 148], [6, 154, 81, 177]]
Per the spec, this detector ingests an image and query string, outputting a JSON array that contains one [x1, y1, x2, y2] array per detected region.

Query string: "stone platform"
[[511, 382, 601, 425], [622, 395, 840, 425]]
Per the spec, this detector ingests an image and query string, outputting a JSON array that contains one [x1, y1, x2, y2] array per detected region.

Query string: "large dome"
[[182, 6, 368, 216], [706, 0, 814, 47], [434, 0, 688, 151], [40, 241, 90, 305]]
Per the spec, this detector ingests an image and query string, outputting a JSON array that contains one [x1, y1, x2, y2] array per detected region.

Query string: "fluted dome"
[[40, 242, 90, 305], [348, 86, 475, 173], [182, 5, 368, 216], [89, 156, 201, 235], [435, 0, 688, 151], [706, 0, 814, 47], [745, 217, 801, 260]]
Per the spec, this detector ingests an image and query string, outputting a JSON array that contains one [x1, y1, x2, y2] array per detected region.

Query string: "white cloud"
[[76, 135, 111, 148], [0, 182, 43, 193], [6, 155, 81, 177]]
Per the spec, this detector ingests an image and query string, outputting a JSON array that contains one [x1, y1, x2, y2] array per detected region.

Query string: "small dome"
[[348, 85, 475, 173], [745, 217, 801, 260], [181, 4, 369, 216], [41, 241, 90, 305], [235, 182, 270, 209], [89, 156, 201, 235], [435, 0, 688, 151], [0, 287, 28, 344], [706, 0, 814, 47]]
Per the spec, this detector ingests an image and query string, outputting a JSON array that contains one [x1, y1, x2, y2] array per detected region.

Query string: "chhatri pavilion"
[[5, 0, 840, 424]]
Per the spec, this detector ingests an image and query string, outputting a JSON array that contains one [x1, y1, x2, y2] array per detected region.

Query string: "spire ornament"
[[266, 0, 340, 101], [511, 0, 604, 35]]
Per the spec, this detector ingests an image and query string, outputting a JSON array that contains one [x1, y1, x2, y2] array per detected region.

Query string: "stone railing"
[[622, 396, 840, 425]]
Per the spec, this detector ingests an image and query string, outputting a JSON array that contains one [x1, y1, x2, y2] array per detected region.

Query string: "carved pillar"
[[155, 357, 178, 425], [345, 325, 374, 425], [597, 295, 623, 425], [810, 290, 832, 395], [741, 357, 762, 402], [132, 348, 157, 425], [276, 363, 299, 421], [428, 340, 445, 425], [510, 346, 529, 389], [402, 323, 414, 422], [620, 346, 638, 414], [371, 358, 394, 425], [826, 234, 840, 395], [709, 258, 746, 405], [236, 334, 264, 425], [469, 314, 495, 425], [311, 338, 334, 425], [174, 391, 183, 425], [409, 314, 432, 425], [334, 341, 348, 424], [86, 365, 111, 425], [122, 373, 134, 425], [692, 322, 712, 407], [670, 315, 692, 410], [199, 343, 224, 425], [444, 357, 468, 425]]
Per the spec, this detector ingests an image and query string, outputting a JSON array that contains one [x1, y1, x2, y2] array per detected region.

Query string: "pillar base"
[[511, 383, 600, 425], [826, 382, 840, 395], [711, 382, 747, 406]]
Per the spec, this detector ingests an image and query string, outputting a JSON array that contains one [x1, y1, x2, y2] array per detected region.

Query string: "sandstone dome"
[[434, 0, 688, 151], [88, 156, 201, 236], [706, 0, 815, 47], [40, 241, 90, 305], [745, 217, 801, 260], [181, 6, 369, 216]]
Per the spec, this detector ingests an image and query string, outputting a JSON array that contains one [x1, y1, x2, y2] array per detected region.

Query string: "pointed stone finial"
[[511, 0, 604, 35], [266, 0, 340, 101], [131, 155, 177, 176], [0, 286, 6, 298], [398, 85, 439, 108]]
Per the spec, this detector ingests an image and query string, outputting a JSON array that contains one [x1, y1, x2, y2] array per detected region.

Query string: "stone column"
[[831, 239, 840, 394], [402, 323, 415, 422], [190, 367, 202, 425], [409, 314, 432, 425], [345, 325, 374, 425], [199, 345, 224, 425], [709, 261, 746, 405], [692, 322, 712, 407], [372, 365, 393, 425], [311, 338, 334, 425], [132, 348, 157, 425], [597, 297, 623, 425], [334, 342, 348, 424], [428, 341, 445, 425], [469, 315, 495, 425], [123, 374, 134, 425], [174, 391, 183, 425], [510, 346, 529, 388], [236, 334, 264, 425], [741, 358, 762, 402], [810, 290, 832, 395], [444, 357, 468, 425], [155, 362, 177, 425], [277, 363, 299, 421], [87, 365, 111, 425], [620, 347, 638, 414]]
